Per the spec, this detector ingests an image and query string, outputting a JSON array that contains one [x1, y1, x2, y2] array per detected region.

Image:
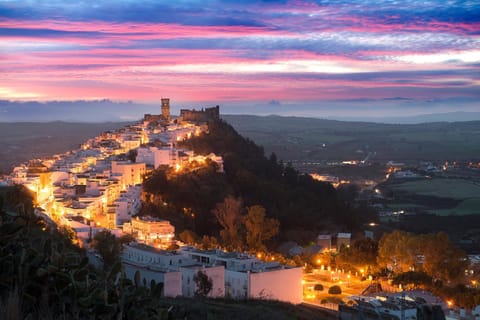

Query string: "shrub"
[[328, 285, 342, 295], [314, 284, 324, 291]]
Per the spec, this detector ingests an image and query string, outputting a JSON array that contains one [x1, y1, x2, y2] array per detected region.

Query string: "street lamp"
[[347, 274, 351, 287]]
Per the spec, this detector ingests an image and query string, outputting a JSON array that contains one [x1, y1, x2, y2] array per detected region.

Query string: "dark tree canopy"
[[143, 119, 374, 246], [92, 230, 123, 270]]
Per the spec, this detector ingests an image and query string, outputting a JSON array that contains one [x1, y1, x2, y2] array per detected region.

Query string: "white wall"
[[249, 267, 303, 304], [123, 261, 182, 297], [154, 148, 173, 168], [225, 270, 249, 299], [181, 265, 225, 298]]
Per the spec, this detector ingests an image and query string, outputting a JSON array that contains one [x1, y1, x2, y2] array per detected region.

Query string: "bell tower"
[[161, 98, 170, 121]]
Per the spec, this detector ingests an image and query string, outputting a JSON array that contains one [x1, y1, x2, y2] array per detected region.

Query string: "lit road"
[[302, 268, 370, 306]]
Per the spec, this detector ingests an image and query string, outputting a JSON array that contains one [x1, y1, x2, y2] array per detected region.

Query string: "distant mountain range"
[[1, 99, 479, 124], [328, 111, 480, 124]]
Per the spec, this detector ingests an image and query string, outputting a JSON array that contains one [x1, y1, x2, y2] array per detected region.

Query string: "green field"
[[389, 179, 480, 199], [385, 178, 480, 216], [429, 198, 480, 216]]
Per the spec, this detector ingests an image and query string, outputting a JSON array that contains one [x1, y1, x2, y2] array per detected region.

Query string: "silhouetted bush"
[[314, 284, 324, 291], [328, 285, 342, 294]]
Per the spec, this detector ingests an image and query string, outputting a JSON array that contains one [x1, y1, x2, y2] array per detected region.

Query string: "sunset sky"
[[0, 0, 479, 118]]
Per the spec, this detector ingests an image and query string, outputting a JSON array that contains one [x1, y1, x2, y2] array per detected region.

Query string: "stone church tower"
[[161, 98, 170, 121]]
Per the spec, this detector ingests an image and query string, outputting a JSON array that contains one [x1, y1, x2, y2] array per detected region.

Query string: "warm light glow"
[[175, 163, 182, 172]]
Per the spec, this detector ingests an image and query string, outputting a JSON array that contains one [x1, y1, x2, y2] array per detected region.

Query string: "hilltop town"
[[2, 100, 304, 304]]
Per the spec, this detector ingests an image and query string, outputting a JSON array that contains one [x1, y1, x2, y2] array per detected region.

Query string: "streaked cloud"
[[0, 0, 478, 115]]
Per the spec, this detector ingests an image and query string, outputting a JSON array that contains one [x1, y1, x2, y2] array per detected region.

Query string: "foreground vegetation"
[[0, 186, 331, 319]]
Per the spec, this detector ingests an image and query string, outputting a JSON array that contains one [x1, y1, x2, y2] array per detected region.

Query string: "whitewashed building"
[[180, 247, 303, 304]]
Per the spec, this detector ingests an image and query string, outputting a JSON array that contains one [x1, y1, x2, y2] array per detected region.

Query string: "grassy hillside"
[[381, 178, 480, 216]]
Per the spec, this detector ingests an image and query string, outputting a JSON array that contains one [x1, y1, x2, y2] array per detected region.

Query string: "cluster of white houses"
[[4, 101, 303, 304], [6, 100, 219, 237]]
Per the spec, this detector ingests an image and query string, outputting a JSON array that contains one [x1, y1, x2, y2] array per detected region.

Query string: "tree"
[[92, 230, 122, 270], [193, 270, 213, 297], [392, 271, 432, 290], [179, 229, 199, 245], [200, 235, 219, 250], [336, 184, 360, 203], [337, 238, 378, 271], [211, 195, 244, 250], [244, 205, 279, 252], [420, 232, 468, 284], [377, 230, 419, 273], [328, 285, 342, 295]]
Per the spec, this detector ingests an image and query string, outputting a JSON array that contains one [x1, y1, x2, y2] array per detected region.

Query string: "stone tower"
[[161, 98, 170, 121]]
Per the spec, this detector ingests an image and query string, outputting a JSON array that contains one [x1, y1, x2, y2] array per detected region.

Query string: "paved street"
[[302, 268, 370, 306]]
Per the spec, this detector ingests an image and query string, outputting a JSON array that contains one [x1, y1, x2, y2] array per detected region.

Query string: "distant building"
[[143, 98, 172, 124], [317, 234, 332, 251], [123, 216, 175, 248], [339, 294, 444, 320], [161, 98, 170, 121], [143, 113, 164, 124], [337, 233, 351, 251], [179, 106, 220, 123], [111, 161, 146, 189]]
